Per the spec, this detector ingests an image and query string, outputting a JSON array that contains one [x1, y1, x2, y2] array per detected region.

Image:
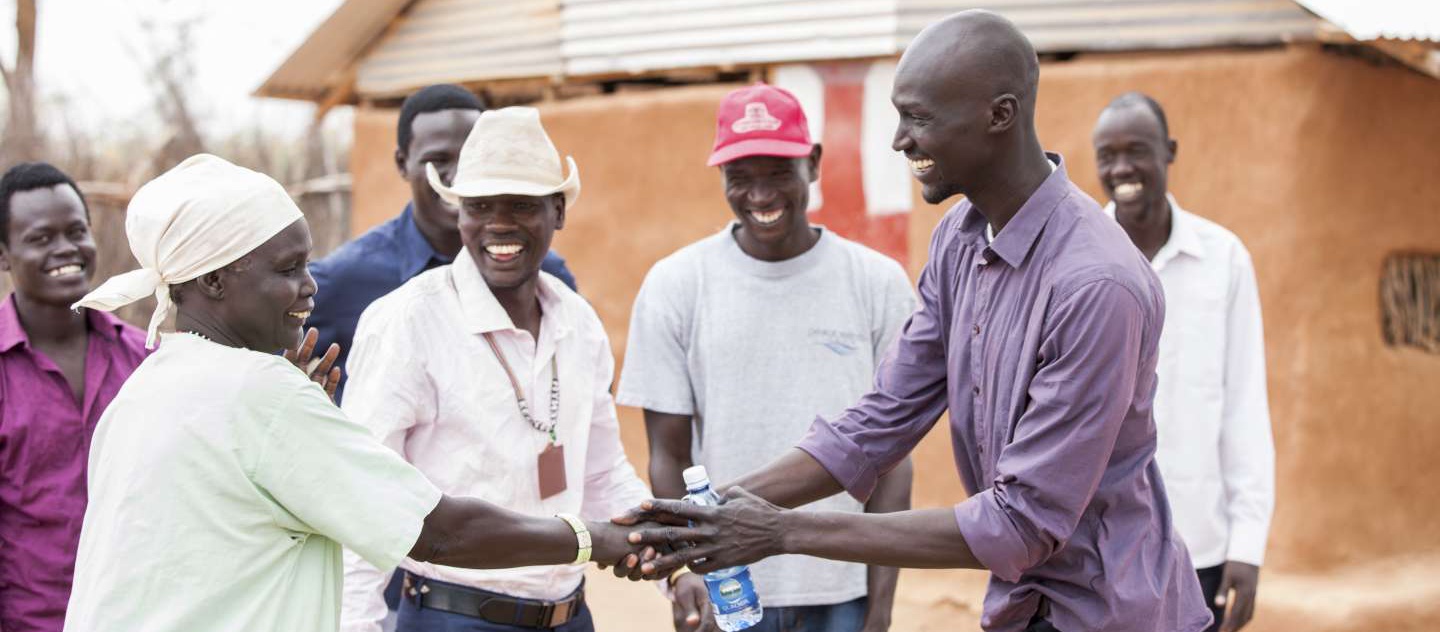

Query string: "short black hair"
[[396, 84, 485, 154], [1104, 91, 1170, 140], [0, 162, 89, 245]]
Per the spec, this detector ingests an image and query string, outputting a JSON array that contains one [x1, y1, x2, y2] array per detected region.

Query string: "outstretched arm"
[[410, 495, 634, 569], [626, 489, 980, 576], [630, 278, 1152, 582]]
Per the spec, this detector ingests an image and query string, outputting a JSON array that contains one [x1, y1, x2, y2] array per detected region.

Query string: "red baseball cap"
[[706, 83, 814, 167]]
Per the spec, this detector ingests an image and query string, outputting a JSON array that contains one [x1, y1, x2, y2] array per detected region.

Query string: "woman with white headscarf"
[[62, 155, 639, 632]]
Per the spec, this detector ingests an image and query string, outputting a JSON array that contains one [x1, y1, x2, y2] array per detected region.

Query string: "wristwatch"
[[556, 513, 591, 565]]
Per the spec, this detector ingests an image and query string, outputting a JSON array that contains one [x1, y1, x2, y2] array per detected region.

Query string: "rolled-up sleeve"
[[797, 224, 952, 503], [954, 279, 1144, 582]]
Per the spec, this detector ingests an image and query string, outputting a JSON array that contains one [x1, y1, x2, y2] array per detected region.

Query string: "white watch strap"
[[556, 513, 591, 565]]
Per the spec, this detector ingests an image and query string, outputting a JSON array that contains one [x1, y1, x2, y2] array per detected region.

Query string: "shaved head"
[[903, 10, 1040, 117], [891, 10, 1048, 205]]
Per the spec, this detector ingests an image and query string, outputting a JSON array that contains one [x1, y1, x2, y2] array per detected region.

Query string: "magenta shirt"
[[0, 297, 148, 632], [797, 155, 1211, 632]]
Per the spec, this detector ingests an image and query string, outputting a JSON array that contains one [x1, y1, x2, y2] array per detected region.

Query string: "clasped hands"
[[586, 487, 786, 632], [591, 486, 788, 580]]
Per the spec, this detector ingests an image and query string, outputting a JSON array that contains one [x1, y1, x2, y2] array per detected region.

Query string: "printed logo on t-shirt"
[[808, 328, 866, 356]]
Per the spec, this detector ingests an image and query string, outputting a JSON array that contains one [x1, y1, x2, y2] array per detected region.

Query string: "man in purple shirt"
[[0, 163, 148, 632], [620, 11, 1210, 632]]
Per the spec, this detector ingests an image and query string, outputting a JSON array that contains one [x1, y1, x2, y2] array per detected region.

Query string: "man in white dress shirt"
[[1092, 92, 1275, 632], [340, 107, 708, 632]]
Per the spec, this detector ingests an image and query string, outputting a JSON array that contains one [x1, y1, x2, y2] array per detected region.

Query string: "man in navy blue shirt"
[[308, 84, 576, 402]]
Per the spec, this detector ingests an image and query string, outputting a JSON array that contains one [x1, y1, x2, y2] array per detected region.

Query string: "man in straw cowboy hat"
[[62, 154, 644, 632], [339, 106, 702, 632], [306, 84, 578, 404]]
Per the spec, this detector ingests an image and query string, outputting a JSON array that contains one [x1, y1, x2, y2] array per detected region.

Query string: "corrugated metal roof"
[[356, 0, 564, 98], [1292, 0, 1440, 42], [562, 0, 897, 77], [254, 0, 414, 101], [900, 0, 1320, 53], [259, 0, 1330, 103]]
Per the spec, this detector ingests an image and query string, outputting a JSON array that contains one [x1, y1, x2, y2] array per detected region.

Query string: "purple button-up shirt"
[[0, 297, 148, 632], [797, 155, 1211, 632]]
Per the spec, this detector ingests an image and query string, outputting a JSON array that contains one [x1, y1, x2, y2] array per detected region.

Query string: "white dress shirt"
[[338, 247, 651, 632], [1106, 195, 1275, 569]]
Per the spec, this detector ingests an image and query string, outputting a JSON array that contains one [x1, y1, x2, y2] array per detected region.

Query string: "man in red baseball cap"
[[617, 83, 916, 632]]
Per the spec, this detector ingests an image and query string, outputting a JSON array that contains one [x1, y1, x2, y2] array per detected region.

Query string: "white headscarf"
[[73, 154, 304, 348]]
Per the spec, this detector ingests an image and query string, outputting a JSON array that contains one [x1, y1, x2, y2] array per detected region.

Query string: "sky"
[[1, 0, 347, 140]]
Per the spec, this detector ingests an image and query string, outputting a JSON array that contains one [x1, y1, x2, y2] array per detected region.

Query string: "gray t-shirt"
[[617, 224, 916, 607]]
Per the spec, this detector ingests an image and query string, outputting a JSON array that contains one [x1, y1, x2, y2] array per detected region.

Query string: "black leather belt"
[[403, 571, 585, 628]]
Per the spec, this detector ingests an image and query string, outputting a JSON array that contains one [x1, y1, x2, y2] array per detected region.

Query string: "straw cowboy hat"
[[427, 106, 580, 209]]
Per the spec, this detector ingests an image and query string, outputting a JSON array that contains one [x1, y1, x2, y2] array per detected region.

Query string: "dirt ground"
[[583, 551, 1440, 631]]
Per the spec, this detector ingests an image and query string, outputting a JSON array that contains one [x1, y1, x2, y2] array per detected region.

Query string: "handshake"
[[585, 487, 788, 632]]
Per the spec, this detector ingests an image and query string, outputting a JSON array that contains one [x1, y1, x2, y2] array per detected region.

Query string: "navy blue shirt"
[[308, 203, 577, 401]]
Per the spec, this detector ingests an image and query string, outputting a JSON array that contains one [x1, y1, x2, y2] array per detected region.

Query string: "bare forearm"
[[648, 450, 691, 500], [780, 508, 981, 569], [864, 458, 913, 622], [866, 563, 900, 625], [410, 496, 580, 569], [726, 448, 845, 509], [643, 410, 694, 500]]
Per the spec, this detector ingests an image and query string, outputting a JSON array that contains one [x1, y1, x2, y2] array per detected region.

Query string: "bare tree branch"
[[1, 0, 40, 162], [16, 0, 34, 72]]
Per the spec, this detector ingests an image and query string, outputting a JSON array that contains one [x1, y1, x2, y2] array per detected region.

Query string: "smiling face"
[[208, 219, 316, 352], [891, 47, 1014, 205], [720, 149, 819, 252], [1092, 104, 1175, 213], [1, 184, 97, 307], [891, 69, 990, 205], [397, 108, 481, 251], [890, 11, 1040, 207], [459, 193, 564, 291]]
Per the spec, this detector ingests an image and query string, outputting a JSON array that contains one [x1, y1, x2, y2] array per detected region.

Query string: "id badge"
[[538, 442, 567, 499]]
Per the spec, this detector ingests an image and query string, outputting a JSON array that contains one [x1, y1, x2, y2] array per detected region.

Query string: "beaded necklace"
[[482, 332, 560, 443]]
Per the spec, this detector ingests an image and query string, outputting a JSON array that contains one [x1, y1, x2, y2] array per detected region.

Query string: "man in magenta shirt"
[[0, 162, 148, 632]]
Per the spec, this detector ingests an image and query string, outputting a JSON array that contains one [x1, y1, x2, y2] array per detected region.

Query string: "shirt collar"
[[1103, 193, 1207, 268], [1159, 194, 1206, 259], [0, 297, 26, 352], [397, 203, 452, 278], [0, 295, 126, 353], [963, 152, 1070, 268], [450, 246, 573, 340], [84, 306, 126, 343]]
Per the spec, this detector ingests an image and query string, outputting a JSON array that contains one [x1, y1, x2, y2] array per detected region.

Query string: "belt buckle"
[[545, 599, 573, 627]]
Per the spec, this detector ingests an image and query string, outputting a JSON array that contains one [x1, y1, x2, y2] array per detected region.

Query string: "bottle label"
[[706, 569, 759, 615]]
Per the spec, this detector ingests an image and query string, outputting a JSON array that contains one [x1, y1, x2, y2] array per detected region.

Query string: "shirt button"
[[972, 324, 981, 335], [973, 385, 980, 396]]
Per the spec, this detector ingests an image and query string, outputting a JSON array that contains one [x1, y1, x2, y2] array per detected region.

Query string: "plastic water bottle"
[[682, 465, 763, 631]]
